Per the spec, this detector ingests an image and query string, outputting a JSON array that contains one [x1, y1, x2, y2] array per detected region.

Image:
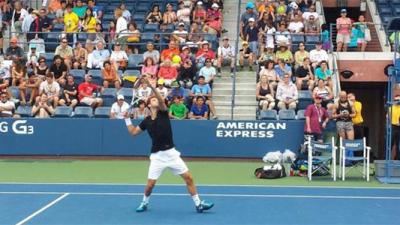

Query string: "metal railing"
[[231, 0, 242, 120]]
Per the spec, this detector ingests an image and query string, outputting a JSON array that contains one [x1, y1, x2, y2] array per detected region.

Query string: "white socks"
[[142, 195, 150, 204], [192, 194, 201, 206]]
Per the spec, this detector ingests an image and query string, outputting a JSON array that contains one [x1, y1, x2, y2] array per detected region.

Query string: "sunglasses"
[[62, 41, 68, 43]]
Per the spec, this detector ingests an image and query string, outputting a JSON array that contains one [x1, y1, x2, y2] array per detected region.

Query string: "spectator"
[[64, 3, 79, 44], [244, 17, 259, 57], [188, 22, 205, 44], [146, 5, 162, 24], [102, 61, 121, 89], [275, 22, 291, 46], [313, 79, 333, 108], [120, 3, 131, 22], [240, 2, 258, 40], [125, 22, 141, 54], [50, 55, 68, 86], [261, 20, 276, 49], [132, 99, 151, 120], [257, 11, 275, 33], [11, 1, 28, 37], [309, 42, 329, 67], [179, 45, 194, 65], [135, 81, 153, 102], [161, 41, 180, 62], [31, 93, 55, 118], [163, 3, 178, 25], [195, 41, 216, 69], [169, 96, 188, 120], [258, 47, 275, 65], [259, 60, 278, 90], [217, 36, 235, 76], [333, 91, 356, 140], [173, 22, 189, 44], [302, 4, 319, 21], [110, 42, 128, 70], [304, 96, 329, 142], [275, 44, 294, 64], [304, 14, 320, 35], [55, 0, 67, 23], [38, 73, 61, 108], [26, 45, 40, 70], [295, 57, 315, 90], [26, 10, 40, 42], [49, 0, 62, 14], [87, 41, 110, 69], [167, 81, 186, 101], [28, 36, 45, 55], [256, 74, 275, 111], [59, 75, 78, 108], [78, 74, 103, 108], [274, 58, 292, 79], [199, 58, 216, 86], [11, 62, 26, 104], [39, 9, 53, 35], [108, 20, 117, 42], [156, 79, 169, 99], [115, 8, 127, 39], [87, 0, 103, 22], [73, 0, 87, 18], [314, 60, 332, 89], [55, 38, 73, 67], [336, 9, 352, 52], [143, 42, 160, 64], [0, 61, 11, 92], [0, 91, 16, 118], [110, 94, 130, 119], [177, 1, 191, 24], [275, 0, 287, 23], [348, 92, 366, 139], [5, 37, 24, 61], [178, 59, 195, 89], [257, 1, 275, 21], [323, 102, 337, 143], [203, 3, 222, 34], [155, 23, 171, 44], [192, 1, 207, 24], [294, 42, 310, 68], [353, 15, 373, 52], [276, 74, 298, 110], [35, 57, 49, 78], [72, 41, 88, 69], [189, 96, 208, 120], [158, 59, 178, 87], [288, 14, 304, 33], [391, 95, 400, 159], [190, 76, 217, 119], [23, 71, 41, 106], [239, 41, 254, 71], [321, 23, 331, 51], [81, 8, 97, 41], [141, 57, 158, 86]]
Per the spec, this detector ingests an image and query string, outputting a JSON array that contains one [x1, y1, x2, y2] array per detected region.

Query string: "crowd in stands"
[[0, 0, 226, 119]]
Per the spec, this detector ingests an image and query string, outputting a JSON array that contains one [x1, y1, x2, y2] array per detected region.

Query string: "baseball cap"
[[171, 81, 180, 88], [211, 3, 219, 8], [10, 37, 18, 43], [178, 22, 185, 27], [117, 94, 124, 100], [246, 2, 255, 9], [222, 36, 229, 40], [157, 78, 165, 85], [182, 45, 190, 50], [197, 1, 203, 5], [248, 17, 255, 22], [341, 8, 347, 13], [30, 44, 37, 49]]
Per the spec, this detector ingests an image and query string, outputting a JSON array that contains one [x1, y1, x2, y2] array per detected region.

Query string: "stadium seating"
[[88, 70, 103, 86], [73, 107, 93, 118], [16, 106, 32, 117], [94, 107, 111, 118], [297, 109, 306, 120], [118, 88, 134, 103], [259, 110, 277, 120], [54, 106, 73, 118], [70, 69, 86, 84], [101, 88, 117, 107], [278, 109, 296, 120]]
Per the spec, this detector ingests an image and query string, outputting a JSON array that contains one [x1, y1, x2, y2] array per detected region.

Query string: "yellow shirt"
[[64, 12, 79, 33], [352, 101, 363, 125], [391, 105, 400, 126], [84, 17, 97, 33]]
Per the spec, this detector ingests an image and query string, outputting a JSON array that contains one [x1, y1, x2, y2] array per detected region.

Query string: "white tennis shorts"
[[148, 148, 189, 180]]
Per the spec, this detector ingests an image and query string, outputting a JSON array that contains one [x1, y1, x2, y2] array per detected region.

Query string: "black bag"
[[254, 164, 286, 179]]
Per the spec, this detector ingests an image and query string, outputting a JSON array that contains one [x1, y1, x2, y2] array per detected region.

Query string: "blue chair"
[[117, 88, 133, 103], [101, 88, 117, 107], [133, 14, 145, 22], [291, 34, 305, 44], [305, 35, 320, 44], [380, 7, 393, 16], [339, 137, 371, 181], [259, 110, 277, 120], [297, 109, 306, 120], [53, 23, 64, 31], [307, 136, 337, 181], [144, 24, 159, 32], [88, 70, 103, 86], [70, 69, 86, 84], [9, 86, 20, 99], [127, 54, 144, 70], [54, 106, 73, 118], [94, 107, 111, 118], [298, 90, 312, 99], [73, 107, 93, 118], [141, 33, 155, 43], [16, 106, 32, 117], [123, 70, 141, 76], [40, 53, 55, 61], [278, 109, 296, 120]]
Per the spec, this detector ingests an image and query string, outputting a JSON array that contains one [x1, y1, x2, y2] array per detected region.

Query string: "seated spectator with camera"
[[78, 74, 103, 109], [276, 74, 298, 110], [59, 75, 78, 108], [0, 91, 16, 118], [32, 93, 55, 118]]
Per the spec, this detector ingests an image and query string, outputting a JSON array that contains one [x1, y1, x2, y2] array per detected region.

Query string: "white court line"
[[1, 182, 400, 190], [14, 193, 69, 225], [1, 191, 400, 200]]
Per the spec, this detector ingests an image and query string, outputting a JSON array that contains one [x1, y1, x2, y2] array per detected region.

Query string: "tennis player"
[[124, 77, 214, 213]]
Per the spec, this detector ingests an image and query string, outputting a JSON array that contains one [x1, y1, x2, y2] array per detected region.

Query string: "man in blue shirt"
[[190, 76, 217, 119], [189, 96, 209, 119]]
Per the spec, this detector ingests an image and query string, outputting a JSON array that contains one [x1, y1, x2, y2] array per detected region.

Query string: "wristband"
[[125, 118, 132, 127]]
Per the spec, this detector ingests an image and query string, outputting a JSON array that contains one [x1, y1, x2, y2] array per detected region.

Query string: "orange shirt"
[[102, 68, 118, 81], [161, 48, 180, 61], [49, 0, 62, 13]]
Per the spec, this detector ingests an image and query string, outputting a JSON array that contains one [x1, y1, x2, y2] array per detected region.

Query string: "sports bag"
[[254, 163, 286, 179]]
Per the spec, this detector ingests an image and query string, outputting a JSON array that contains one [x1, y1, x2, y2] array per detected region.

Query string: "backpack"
[[254, 163, 286, 179], [291, 158, 330, 176]]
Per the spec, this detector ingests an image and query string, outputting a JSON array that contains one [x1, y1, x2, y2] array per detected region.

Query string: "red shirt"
[[158, 66, 178, 80], [78, 82, 98, 100], [195, 49, 216, 60], [161, 48, 180, 61], [304, 104, 329, 134]]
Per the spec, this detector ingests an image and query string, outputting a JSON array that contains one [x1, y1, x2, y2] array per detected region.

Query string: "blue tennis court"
[[1, 183, 400, 225]]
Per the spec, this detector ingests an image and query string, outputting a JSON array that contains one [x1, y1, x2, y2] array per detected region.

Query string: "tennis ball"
[[172, 55, 181, 64]]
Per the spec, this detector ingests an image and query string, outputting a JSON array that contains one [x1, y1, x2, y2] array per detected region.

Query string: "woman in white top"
[[110, 42, 128, 70], [115, 8, 128, 39], [259, 60, 278, 91], [313, 79, 333, 108], [163, 3, 178, 25]]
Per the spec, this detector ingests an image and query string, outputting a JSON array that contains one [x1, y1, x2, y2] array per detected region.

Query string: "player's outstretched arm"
[[142, 77, 168, 111], [125, 118, 142, 136]]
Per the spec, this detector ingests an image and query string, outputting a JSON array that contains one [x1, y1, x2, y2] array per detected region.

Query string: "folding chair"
[[307, 136, 337, 181], [339, 137, 371, 181]]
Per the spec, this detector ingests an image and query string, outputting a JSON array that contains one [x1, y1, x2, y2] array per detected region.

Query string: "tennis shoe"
[[136, 202, 148, 212], [196, 200, 214, 213]]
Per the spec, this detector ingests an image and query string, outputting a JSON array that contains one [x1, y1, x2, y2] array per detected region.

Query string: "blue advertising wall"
[[0, 119, 305, 158]]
